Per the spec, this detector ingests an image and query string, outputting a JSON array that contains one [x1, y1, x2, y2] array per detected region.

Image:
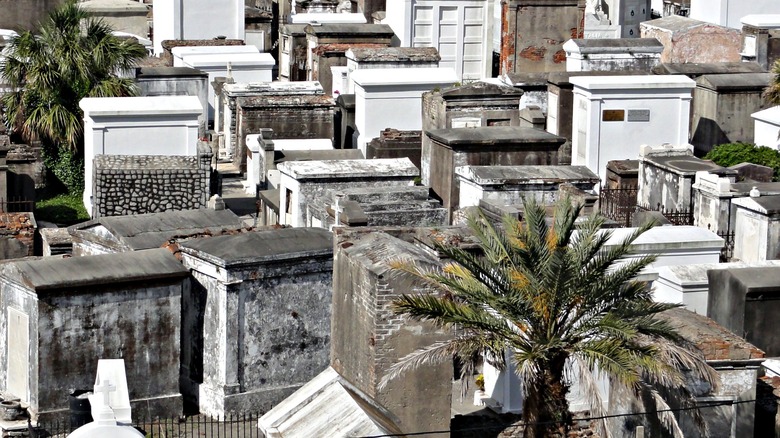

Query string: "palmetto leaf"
[[1, 0, 145, 153], [383, 198, 717, 437]]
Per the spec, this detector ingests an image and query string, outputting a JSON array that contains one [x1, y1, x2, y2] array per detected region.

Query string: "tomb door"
[[7, 307, 29, 402], [411, 1, 486, 80]]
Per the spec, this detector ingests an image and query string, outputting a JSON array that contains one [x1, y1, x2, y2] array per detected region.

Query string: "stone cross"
[[94, 379, 117, 408]]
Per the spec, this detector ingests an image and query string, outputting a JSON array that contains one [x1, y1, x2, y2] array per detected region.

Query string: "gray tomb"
[[708, 266, 780, 356]]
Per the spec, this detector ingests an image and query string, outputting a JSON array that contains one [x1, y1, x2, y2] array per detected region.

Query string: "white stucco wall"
[[690, 0, 780, 29], [570, 75, 695, 182]]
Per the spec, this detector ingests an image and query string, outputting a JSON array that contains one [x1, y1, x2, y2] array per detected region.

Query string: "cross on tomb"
[[94, 379, 117, 408]]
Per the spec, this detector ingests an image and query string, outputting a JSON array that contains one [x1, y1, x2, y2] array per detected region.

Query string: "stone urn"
[[1, 400, 23, 421]]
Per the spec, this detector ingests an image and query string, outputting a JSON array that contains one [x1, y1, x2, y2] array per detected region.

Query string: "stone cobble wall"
[[92, 152, 211, 218]]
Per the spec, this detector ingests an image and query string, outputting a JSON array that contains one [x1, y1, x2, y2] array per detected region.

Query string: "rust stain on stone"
[[519, 46, 547, 61], [553, 50, 567, 64], [500, 2, 515, 74]]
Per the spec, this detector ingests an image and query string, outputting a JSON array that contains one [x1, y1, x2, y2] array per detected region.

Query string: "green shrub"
[[704, 142, 780, 181], [35, 193, 89, 225], [43, 147, 84, 196]]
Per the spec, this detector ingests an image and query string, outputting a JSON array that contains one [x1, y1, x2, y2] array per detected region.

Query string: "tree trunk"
[[523, 357, 571, 438]]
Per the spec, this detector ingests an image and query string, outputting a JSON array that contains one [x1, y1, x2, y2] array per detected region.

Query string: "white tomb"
[[384, 0, 493, 80], [752, 106, 780, 150], [345, 47, 441, 94], [246, 134, 334, 194], [351, 67, 458, 156], [569, 75, 695, 182], [691, 1, 780, 29], [152, 0, 245, 55], [68, 359, 143, 438], [79, 96, 202, 214], [732, 195, 780, 262], [653, 261, 780, 315], [171, 46, 275, 120]]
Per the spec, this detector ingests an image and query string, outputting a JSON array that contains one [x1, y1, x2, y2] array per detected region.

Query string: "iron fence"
[[717, 230, 735, 262], [0, 197, 34, 213], [599, 186, 694, 227], [599, 185, 639, 227], [636, 203, 694, 226], [31, 413, 262, 438]]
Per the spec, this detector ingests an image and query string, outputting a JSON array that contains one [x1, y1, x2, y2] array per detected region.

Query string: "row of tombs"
[[62, 39, 780, 224], [3, 206, 780, 437]]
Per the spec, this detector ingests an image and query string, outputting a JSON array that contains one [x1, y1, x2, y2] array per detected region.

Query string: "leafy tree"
[[704, 142, 780, 181], [0, 0, 146, 194], [383, 199, 717, 438]]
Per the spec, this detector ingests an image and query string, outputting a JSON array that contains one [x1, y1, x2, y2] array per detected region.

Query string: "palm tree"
[[382, 198, 717, 438], [764, 59, 780, 105], [0, 0, 146, 194]]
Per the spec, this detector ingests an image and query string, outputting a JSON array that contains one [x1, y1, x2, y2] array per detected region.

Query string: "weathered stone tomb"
[[0, 249, 189, 421], [423, 126, 566, 222], [178, 228, 333, 416]]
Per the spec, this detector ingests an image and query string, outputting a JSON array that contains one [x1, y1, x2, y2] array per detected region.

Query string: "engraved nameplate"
[[627, 109, 651, 122], [602, 109, 625, 122]]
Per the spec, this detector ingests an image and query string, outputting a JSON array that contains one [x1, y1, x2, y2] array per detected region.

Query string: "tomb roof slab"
[[236, 94, 335, 107], [741, 15, 780, 28], [732, 195, 780, 215], [277, 158, 418, 179], [426, 126, 565, 146], [752, 106, 780, 124], [69, 209, 244, 250], [696, 73, 772, 92], [657, 307, 765, 361], [2, 248, 188, 292], [641, 16, 708, 33], [178, 228, 333, 267], [646, 155, 731, 175], [437, 81, 523, 99], [224, 81, 324, 96]]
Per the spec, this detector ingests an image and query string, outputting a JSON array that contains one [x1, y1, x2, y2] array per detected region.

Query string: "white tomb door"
[[7, 308, 29, 403], [410, 1, 487, 81]]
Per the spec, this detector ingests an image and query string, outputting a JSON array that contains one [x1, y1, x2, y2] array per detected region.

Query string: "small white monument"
[[152, 0, 245, 55], [691, 1, 780, 29], [351, 67, 458, 156], [569, 75, 695, 182], [67, 359, 143, 438]]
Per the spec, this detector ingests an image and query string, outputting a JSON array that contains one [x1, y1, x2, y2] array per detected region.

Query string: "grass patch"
[[35, 193, 90, 226]]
